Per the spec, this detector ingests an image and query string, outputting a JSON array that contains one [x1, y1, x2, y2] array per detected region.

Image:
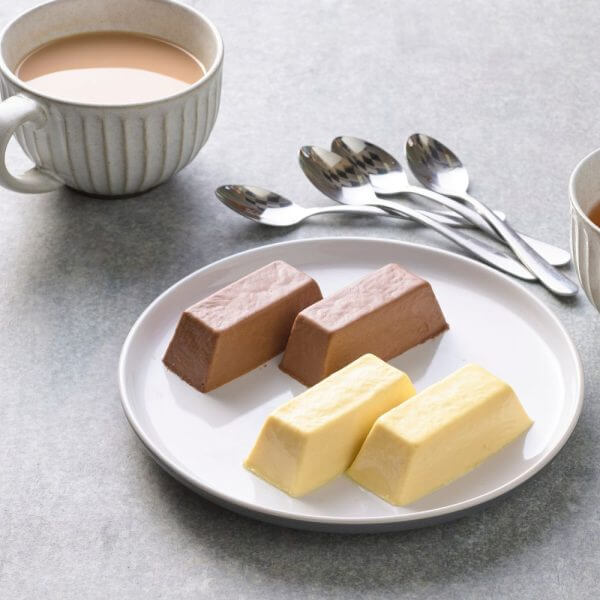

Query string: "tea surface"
[[16, 31, 205, 104]]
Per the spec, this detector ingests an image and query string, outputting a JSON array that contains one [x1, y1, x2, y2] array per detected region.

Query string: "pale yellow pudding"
[[244, 354, 416, 497], [347, 363, 533, 505]]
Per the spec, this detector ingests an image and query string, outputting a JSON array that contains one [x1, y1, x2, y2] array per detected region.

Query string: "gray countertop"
[[2, 0, 600, 598]]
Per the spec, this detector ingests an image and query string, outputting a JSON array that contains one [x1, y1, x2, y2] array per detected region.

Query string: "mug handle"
[[0, 94, 63, 193]]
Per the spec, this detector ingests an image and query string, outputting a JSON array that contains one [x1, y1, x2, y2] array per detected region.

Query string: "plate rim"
[[118, 236, 584, 528]]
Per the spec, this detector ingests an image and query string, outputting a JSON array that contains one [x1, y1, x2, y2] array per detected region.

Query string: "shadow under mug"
[[0, 0, 223, 196], [569, 147, 600, 312]]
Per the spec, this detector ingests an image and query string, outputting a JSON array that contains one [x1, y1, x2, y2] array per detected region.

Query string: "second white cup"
[[569, 147, 600, 312]]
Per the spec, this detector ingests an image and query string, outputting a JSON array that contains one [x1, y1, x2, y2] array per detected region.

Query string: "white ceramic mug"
[[0, 0, 223, 196], [569, 148, 600, 311]]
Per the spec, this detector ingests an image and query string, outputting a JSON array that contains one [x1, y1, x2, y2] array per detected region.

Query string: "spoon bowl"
[[331, 136, 409, 193], [406, 133, 470, 195], [216, 185, 305, 226], [298, 146, 377, 205]]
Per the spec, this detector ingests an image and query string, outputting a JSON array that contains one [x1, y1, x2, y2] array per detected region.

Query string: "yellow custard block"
[[347, 364, 533, 505], [244, 354, 416, 497]]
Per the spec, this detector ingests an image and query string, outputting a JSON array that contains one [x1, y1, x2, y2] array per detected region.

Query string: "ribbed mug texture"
[[0, 70, 221, 195], [571, 205, 600, 310]]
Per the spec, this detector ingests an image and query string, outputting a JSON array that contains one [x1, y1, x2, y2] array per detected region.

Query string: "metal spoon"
[[332, 135, 570, 268], [298, 146, 536, 281], [405, 133, 578, 297], [216, 183, 530, 233], [216, 184, 487, 228]]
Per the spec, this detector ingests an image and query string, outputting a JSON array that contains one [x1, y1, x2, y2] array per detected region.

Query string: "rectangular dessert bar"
[[244, 354, 416, 497], [163, 260, 322, 392], [280, 263, 448, 387], [347, 364, 533, 505]]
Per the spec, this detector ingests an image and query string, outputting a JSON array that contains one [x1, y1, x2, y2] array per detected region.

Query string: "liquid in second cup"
[[588, 202, 600, 228]]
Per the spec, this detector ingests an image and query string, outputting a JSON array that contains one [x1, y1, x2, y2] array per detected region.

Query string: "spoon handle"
[[379, 186, 570, 267], [306, 204, 395, 218], [306, 203, 465, 226], [402, 185, 496, 233], [510, 230, 571, 267], [306, 203, 569, 266], [368, 198, 536, 280], [460, 192, 578, 297]]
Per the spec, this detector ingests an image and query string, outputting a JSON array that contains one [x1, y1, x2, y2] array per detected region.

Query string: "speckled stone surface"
[[1, 0, 599, 598]]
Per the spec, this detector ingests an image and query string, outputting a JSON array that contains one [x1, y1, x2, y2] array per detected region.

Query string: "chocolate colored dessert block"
[[163, 261, 322, 392], [280, 263, 448, 386]]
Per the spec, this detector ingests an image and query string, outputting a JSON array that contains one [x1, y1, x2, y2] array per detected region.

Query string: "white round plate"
[[119, 238, 583, 532]]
